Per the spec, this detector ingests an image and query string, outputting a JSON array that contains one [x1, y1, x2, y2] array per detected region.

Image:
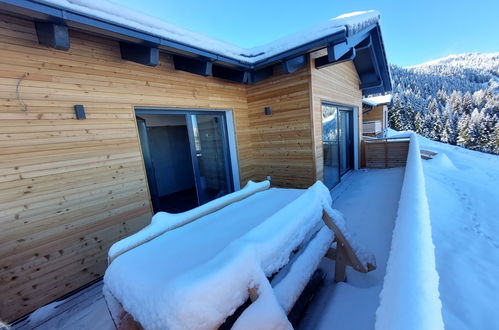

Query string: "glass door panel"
[[322, 104, 340, 189], [187, 113, 232, 204], [339, 110, 353, 175]]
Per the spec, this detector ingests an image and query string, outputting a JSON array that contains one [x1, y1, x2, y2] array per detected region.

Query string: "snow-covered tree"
[[457, 113, 471, 147], [386, 53, 499, 154]]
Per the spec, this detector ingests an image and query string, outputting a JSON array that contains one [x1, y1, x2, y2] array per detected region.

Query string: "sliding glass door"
[[322, 104, 340, 188], [339, 110, 354, 175], [187, 113, 232, 205], [322, 103, 355, 189], [135, 109, 233, 213]]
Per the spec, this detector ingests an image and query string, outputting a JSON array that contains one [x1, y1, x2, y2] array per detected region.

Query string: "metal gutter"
[[0, 0, 392, 93], [0, 0, 355, 70]]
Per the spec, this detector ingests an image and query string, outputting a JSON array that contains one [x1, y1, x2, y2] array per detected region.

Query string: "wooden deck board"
[[11, 280, 114, 330]]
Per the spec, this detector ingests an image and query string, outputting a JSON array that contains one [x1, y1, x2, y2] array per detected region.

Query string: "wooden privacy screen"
[[363, 138, 410, 168]]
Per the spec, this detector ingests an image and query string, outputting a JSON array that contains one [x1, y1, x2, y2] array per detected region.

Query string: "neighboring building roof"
[[363, 94, 393, 107], [0, 0, 392, 94]]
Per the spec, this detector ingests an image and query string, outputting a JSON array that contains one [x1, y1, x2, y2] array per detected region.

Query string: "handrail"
[[363, 136, 410, 142]]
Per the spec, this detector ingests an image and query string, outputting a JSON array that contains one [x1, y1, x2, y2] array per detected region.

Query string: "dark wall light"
[[74, 104, 86, 119], [264, 106, 272, 116]]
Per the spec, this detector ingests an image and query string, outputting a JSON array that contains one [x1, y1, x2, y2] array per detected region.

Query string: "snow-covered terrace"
[[8, 134, 497, 330], [11, 166, 406, 330], [16, 132, 484, 330]]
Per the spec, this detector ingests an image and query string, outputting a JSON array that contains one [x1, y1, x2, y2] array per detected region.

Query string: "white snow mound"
[[104, 181, 335, 329]]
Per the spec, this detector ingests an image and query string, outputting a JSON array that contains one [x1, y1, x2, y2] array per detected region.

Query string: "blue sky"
[[114, 0, 498, 67]]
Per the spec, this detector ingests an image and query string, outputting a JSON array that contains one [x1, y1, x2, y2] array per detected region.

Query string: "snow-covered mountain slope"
[[407, 52, 499, 80], [390, 130, 499, 329], [388, 53, 499, 155]]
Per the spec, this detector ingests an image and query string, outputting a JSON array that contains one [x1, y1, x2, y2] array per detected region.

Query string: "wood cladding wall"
[[0, 13, 366, 322], [0, 13, 253, 322], [247, 66, 315, 188], [309, 51, 363, 181], [363, 140, 409, 168], [363, 105, 387, 129]]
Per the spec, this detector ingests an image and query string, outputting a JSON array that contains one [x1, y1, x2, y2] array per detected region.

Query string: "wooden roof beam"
[[173, 55, 213, 76], [282, 55, 308, 74], [35, 21, 69, 50], [119, 41, 159, 66]]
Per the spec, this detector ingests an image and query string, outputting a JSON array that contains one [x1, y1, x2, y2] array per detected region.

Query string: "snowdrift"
[[375, 133, 444, 330], [104, 181, 337, 329]]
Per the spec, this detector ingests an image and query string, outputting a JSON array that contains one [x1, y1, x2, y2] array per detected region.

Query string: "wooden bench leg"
[[334, 243, 347, 282]]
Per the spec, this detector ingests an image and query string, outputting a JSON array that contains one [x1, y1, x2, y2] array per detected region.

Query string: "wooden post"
[[334, 243, 347, 282], [384, 139, 388, 168], [248, 287, 259, 302], [321, 211, 376, 281]]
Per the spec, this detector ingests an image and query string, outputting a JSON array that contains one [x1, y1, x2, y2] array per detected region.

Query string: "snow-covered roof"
[[363, 94, 393, 106], [34, 0, 380, 65]]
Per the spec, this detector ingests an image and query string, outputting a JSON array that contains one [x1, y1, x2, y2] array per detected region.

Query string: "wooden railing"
[[361, 136, 410, 168]]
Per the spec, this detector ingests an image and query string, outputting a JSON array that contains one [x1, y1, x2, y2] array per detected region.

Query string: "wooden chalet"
[[0, 0, 392, 322]]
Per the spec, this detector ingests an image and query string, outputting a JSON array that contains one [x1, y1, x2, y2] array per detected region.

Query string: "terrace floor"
[[12, 168, 404, 330]]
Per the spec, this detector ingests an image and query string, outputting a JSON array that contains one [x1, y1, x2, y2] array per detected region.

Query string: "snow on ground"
[[14, 168, 403, 330], [300, 168, 404, 330], [376, 133, 444, 330], [414, 134, 499, 330], [15, 136, 498, 330]]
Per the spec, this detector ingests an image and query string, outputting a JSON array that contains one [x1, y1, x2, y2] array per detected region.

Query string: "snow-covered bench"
[[103, 180, 375, 329]]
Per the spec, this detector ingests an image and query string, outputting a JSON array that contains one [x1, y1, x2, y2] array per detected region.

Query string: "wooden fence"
[[362, 137, 410, 168]]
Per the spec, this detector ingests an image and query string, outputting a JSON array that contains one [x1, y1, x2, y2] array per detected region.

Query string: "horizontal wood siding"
[[247, 66, 314, 188], [363, 105, 384, 122], [309, 52, 363, 181], [0, 13, 252, 322], [364, 140, 409, 168]]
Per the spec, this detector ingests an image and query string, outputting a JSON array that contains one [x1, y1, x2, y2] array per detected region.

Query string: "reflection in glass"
[[322, 104, 340, 189], [191, 114, 232, 204]]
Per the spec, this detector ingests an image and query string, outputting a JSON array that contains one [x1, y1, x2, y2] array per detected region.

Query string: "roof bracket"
[[212, 65, 247, 83], [315, 47, 356, 69], [282, 55, 308, 74], [119, 41, 159, 66], [247, 66, 274, 84], [328, 41, 350, 62], [173, 55, 212, 76], [35, 21, 69, 50], [360, 79, 383, 90]]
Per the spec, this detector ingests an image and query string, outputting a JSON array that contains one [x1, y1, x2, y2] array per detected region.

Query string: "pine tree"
[[462, 91, 474, 114], [431, 111, 444, 141], [490, 122, 499, 154], [467, 108, 482, 150], [388, 94, 403, 130], [457, 113, 471, 147], [414, 112, 424, 135]]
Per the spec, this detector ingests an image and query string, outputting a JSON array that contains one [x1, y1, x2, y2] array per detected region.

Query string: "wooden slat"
[[364, 140, 409, 168]]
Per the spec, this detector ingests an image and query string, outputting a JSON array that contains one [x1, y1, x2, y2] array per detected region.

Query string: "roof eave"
[[0, 0, 392, 90]]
